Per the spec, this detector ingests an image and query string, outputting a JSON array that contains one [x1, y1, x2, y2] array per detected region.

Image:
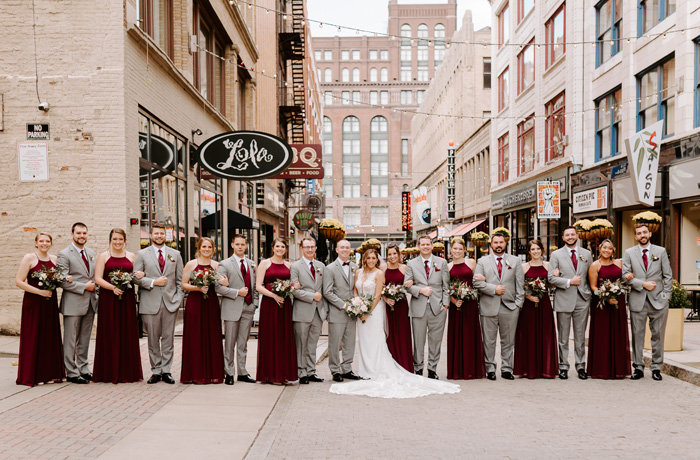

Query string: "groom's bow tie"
[[342, 261, 350, 266]]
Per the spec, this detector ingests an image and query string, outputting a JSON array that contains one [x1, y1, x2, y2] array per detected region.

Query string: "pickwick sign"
[[197, 131, 294, 180], [624, 120, 663, 207]]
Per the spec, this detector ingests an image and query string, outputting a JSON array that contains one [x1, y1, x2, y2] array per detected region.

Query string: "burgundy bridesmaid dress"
[[16, 259, 65, 386], [447, 262, 486, 380], [256, 262, 298, 383], [514, 265, 558, 379], [587, 263, 632, 379], [93, 256, 143, 383], [181, 264, 225, 384], [384, 267, 413, 372]]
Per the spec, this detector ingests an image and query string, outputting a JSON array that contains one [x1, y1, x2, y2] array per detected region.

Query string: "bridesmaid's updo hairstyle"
[[195, 237, 215, 258], [34, 232, 53, 244], [526, 239, 544, 261], [108, 228, 127, 242], [386, 243, 400, 258], [362, 248, 379, 271], [450, 237, 466, 250], [598, 238, 616, 258]]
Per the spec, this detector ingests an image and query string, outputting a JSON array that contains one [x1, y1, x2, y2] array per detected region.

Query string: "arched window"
[[434, 24, 446, 66], [342, 116, 361, 198], [417, 24, 429, 81], [324, 68, 332, 82], [370, 68, 378, 82], [342, 68, 349, 82], [352, 68, 360, 82], [400, 24, 412, 81], [370, 116, 389, 197], [380, 67, 388, 82], [323, 117, 333, 196]]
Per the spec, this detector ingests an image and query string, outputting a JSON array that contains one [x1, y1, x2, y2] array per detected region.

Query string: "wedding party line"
[[14, 217, 673, 398]]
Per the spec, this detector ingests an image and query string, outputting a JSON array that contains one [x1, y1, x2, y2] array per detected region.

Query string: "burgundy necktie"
[[424, 260, 430, 278], [80, 250, 90, 272], [241, 259, 252, 305], [642, 249, 648, 270], [158, 249, 165, 272], [497, 257, 503, 278], [310, 261, 316, 280], [571, 249, 578, 271]]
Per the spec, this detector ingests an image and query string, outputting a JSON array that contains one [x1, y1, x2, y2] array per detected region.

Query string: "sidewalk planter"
[[644, 307, 684, 352]]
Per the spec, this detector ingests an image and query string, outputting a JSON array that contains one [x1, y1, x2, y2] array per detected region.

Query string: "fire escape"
[[278, 0, 306, 144]]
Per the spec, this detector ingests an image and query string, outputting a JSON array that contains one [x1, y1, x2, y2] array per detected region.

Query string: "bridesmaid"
[[382, 243, 413, 372], [181, 237, 225, 384], [587, 239, 632, 379], [15, 232, 65, 386], [93, 229, 143, 383], [513, 240, 558, 379], [446, 237, 485, 380], [255, 237, 298, 384]]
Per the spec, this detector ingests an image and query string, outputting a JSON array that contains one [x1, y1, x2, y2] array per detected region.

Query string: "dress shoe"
[[147, 374, 161, 384], [67, 376, 89, 384], [299, 376, 309, 384], [415, 370, 423, 376], [80, 373, 93, 382], [342, 372, 361, 380], [332, 373, 344, 382], [225, 375, 235, 385], [161, 373, 175, 384], [237, 374, 256, 383], [558, 370, 568, 380], [427, 370, 439, 380], [501, 372, 514, 380], [487, 372, 496, 381], [577, 369, 588, 380], [652, 370, 663, 381], [308, 374, 324, 383], [631, 369, 644, 380]]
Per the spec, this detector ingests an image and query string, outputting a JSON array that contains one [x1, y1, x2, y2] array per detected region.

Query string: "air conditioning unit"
[[303, 193, 325, 215]]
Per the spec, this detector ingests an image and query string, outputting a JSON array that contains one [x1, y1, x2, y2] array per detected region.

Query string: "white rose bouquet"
[[345, 294, 374, 321]]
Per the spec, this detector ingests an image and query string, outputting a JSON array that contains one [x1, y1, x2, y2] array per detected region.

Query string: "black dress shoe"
[[577, 369, 588, 380], [225, 375, 235, 385], [486, 372, 496, 381], [558, 370, 568, 380], [342, 372, 361, 380], [299, 376, 309, 384], [631, 369, 644, 380], [308, 374, 324, 383], [237, 374, 256, 383], [161, 373, 175, 384], [332, 373, 344, 382], [80, 373, 93, 382], [414, 370, 423, 376], [652, 370, 663, 381], [147, 374, 161, 384], [501, 372, 514, 380], [67, 376, 89, 384], [427, 370, 439, 380]]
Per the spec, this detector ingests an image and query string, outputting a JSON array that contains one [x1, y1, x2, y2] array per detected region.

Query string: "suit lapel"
[[70, 246, 90, 276], [230, 257, 244, 283], [148, 247, 163, 275]]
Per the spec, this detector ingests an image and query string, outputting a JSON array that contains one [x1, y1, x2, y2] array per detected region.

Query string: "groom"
[[405, 235, 450, 379]]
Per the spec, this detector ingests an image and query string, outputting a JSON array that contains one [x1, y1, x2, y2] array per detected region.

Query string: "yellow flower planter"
[[644, 308, 684, 352]]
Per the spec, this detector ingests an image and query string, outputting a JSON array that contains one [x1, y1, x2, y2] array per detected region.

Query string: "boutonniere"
[[89, 255, 94, 261], [579, 254, 587, 263], [167, 254, 174, 262], [651, 254, 659, 262], [433, 262, 441, 272]]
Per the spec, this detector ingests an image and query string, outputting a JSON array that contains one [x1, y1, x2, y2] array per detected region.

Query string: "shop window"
[[517, 40, 534, 94], [498, 67, 509, 112], [483, 58, 491, 89], [511, 208, 536, 257], [498, 4, 509, 48], [434, 24, 446, 65], [545, 92, 565, 162], [639, 0, 676, 36], [517, 116, 535, 175], [595, 87, 621, 161], [498, 133, 510, 184], [545, 4, 565, 69], [538, 217, 565, 260], [596, 0, 623, 67], [518, 0, 534, 24], [637, 56, 674, 137], [138, 0, 173, 58]]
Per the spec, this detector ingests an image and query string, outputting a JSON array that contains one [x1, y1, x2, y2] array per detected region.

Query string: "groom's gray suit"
[[290, 257, 327, 378], [133, 245, 184, 376], [622, 244, 672, 372], [58, 244, 98, 379], [323, 258, 358, 376], [405, 255, 450, 374], [473, 253, 524, 374]]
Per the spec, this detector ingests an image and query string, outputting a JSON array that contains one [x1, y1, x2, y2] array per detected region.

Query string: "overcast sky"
[[307, 0, 492, 38]]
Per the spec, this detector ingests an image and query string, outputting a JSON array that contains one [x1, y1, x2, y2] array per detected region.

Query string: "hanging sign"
[[273, 144, 325, 179], [447, 148, 456, 219], [573, 185, 608, 214], [536, 181, 561, 219], [625, 120, 663, 207], [293, 210, 315, 232], [413, 186, 431, 225], [197, 131, 294, 180], [401, 191, 411, 231]]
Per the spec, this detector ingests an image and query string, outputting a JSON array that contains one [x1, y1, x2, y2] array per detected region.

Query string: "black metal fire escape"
[[278, 0, 306, 144]]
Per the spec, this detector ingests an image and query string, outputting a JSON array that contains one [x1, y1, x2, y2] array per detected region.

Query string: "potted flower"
[[364, 238, 381, 250], [319, 218, 346, 242], [644, 280, 689, 352], [632, 211, 662, 234], [432, 241, 445, 254], [491, 227, 511, 244], [588, 218, 614, 240], [470, 231, 490, 247], [573, 219, 592, 241]]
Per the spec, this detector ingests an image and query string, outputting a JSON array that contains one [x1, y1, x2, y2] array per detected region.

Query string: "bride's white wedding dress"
[[329, 268, 460, 399]]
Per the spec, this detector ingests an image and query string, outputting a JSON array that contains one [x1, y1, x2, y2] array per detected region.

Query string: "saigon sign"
[[624, 120, 663, 207]]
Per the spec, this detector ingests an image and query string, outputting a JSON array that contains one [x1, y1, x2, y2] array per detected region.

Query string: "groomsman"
[[405, 235, 450, 379], [290, 237, 327, 384], [473, 234, 524, 380], [57, 222, 97, 384], [622, 224, 672, 381], [216, 234, 258, 385], [323, 239, 361, 382], [548, 226, 592, 380], [133, 223, 184, 385]]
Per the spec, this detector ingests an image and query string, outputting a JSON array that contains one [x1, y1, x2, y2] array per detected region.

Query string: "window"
[[380, 91, 389, 105], [324, 68, 332, 82], [314, 50, 322, 61], [380, 50, 389, 60], [517, 116, 535, 175], [352, 50, 360, 60], [193, 11, 227, 112], [595, 87, 622, 160], [323, 117, 333, 196], [498, 67, 509, 111], [196, 23, 210, 99], [324, 91, 333, 106], [597, 0, 622, 66], [342, 68, 349, 82], [483, 58, 492, 89], [342, 116, 361, 198], [417, 68, 428, 81], [498, 133, 510, 184], [696, 40, 700, 128], [138, 0, 173, 58], [341, 50, 349, 60], [370, 50, 378, 60], [401, 24, 412, 81], [401, 66, 412, 82], [380, 68, 388, 82], [317, 68, 321, 81], [370, 116, 389, 198], [400, 90, 413, 105], [640, 0, 676, 35], [417, 24, 429, 81], [545, 92, 565, 162], [417, 90, 425, 105], [545, 4, 565, 69], [324, 50, 332, 60], [352, 68, 360, 82], [325, 207, 334, 219], [517, 40, 534, 94], [342, 91, 350, 105], [518, 0, 534, 23], [370, 91, 378, 105], [498, 4, 509, 48], [370, 68, 378, 82], [402, 139, 409, 176], [371, 207, 389, 227], [352, 91, 361, 105], [434, 24, 446, 65], [638, 56, 675, 137], [343, 207, 361, 226]]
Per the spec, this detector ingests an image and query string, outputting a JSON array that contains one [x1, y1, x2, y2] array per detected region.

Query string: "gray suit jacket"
[[133, 246, 184, 314], [473, 253, 524, 317], [405, 256, 450, 317], [548, 246, 593, 312], [290, 258, 327, 323], [323, 258, 357, 324], [216, 256, 259, 321], [58, 245, 98, 316], [622, 244, 672, 311]]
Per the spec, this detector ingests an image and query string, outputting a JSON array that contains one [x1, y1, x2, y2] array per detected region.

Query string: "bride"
[[330, 249, 460, 399]]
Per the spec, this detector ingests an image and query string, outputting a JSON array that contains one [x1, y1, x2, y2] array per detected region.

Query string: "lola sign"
[[197, 131, 294, 180], [624, 120, 663, 207]]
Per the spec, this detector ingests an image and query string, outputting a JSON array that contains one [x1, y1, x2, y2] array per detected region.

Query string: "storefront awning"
[[446, 219, 486, 238], [202, 209, 259, 232], [428, 230, 437, 239]]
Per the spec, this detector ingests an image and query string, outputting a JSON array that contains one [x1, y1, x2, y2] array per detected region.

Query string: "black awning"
[[202, 209, 258, 231]]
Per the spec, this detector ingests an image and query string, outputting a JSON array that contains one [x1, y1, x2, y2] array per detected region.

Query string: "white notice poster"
[[18, 141, 49, 182]]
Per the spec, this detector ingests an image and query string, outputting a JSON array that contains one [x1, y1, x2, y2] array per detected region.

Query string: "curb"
[[644, 353, 700, 387]]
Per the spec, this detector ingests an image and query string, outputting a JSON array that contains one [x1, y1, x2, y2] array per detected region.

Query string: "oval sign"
[[197, 130, 294, 180]]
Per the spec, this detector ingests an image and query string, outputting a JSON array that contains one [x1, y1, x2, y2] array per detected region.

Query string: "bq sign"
[[197, 131, 294, 180], [273, 144, 325, 179]]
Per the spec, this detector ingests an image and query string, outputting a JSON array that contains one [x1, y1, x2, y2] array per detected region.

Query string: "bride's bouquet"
[[381, 283, 407, 311], [449, 280, 478, 310], [594, 279, 628, 309], [109, 269, 133, 300], [344, 294, 374, 320], [189, 267, 219, 300]]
